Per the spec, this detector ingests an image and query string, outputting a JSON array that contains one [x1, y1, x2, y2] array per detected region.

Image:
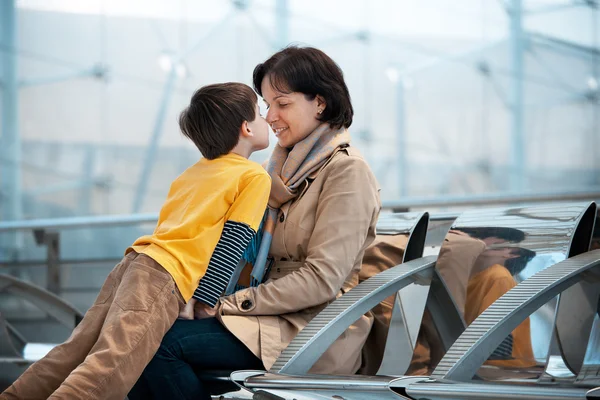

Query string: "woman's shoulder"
[[326, 145, 374, 174], [319, 145, 380, 193]]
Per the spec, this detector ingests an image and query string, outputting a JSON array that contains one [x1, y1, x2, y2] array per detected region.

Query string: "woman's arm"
[[220, 154, 380, 316]]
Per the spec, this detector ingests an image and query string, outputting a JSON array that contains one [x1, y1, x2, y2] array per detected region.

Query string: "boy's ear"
[[240, 120, 254, 138]]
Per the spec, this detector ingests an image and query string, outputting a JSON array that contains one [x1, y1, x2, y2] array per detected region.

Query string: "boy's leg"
[[48, 254, 184, 400], [0, 255, 132, 400]]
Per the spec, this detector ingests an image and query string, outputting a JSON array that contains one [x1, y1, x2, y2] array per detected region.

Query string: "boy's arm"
[[193, 171, 271, 308], [193, 221, 256, 307], [178, 297, 196, 319]]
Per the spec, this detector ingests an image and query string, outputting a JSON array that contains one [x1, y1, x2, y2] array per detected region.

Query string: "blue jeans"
[[128, 317, 263, 400]]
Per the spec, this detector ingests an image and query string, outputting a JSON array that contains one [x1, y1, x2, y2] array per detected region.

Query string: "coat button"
[[279, 213, 285, 223], [241, 299, 253, 310]]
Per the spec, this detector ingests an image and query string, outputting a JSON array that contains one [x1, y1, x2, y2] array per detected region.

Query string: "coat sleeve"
[[220, 154, 380, 316]]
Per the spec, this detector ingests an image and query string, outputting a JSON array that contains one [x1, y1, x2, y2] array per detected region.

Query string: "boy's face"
[[247, 102, 270, 151]]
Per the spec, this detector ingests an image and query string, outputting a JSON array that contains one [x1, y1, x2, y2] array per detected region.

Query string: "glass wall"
[[1, 0, 599, 259]]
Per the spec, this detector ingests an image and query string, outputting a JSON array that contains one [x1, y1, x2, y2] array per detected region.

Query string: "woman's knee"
[[153, 324, 187, 362]]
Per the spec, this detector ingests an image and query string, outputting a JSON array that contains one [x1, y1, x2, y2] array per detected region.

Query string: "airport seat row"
[[227, 202, 600, 400], [0, 202, 599, 400]]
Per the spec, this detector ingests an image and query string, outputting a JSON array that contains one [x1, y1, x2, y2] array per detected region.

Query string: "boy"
[[1, 82, 271, 400]]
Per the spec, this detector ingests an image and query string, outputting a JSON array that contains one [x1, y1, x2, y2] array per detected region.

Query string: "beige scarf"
[[266, 123, 351, 208], [247, 123, 350, 285]]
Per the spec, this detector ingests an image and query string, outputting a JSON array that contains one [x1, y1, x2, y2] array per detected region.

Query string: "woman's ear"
[[315, 95, 326, 114]]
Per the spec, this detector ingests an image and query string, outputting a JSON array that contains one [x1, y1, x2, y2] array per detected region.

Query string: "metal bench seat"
[[233, 202, 597, 400], [402, 249, 600, 400], [0, 273, 83, 389]]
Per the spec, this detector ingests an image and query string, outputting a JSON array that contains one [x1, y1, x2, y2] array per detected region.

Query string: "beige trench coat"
[[218, 145, 381, 374]]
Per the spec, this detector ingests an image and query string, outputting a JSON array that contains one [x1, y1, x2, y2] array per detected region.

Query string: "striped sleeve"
[[193, 220, 256, 307], [489, 333, 513, 360]]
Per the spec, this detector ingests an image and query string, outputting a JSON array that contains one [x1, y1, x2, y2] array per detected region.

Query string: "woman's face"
[[261, 75, 324, 148]]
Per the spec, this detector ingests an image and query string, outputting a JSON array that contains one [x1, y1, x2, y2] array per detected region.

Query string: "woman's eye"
[[279, 103, 289, 108]]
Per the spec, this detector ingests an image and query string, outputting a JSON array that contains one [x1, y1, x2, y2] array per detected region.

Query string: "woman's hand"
[[194, 301, 218, 319], [178, 298, 197, 320]]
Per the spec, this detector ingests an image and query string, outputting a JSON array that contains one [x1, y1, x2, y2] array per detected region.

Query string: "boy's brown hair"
[[179, 83, 258, 159]]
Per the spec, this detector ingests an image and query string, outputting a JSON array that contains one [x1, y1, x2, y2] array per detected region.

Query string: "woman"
[[129, 46, 381, 399]]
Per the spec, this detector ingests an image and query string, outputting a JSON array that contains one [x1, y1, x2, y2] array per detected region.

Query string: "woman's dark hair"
[[253, 46, 353, 129], [460, 227, 525, 243], [505, 247, 536, 276], [179, 82, 257, 160]]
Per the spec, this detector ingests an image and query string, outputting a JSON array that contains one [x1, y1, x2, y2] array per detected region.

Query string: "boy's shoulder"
[[243, 165, 271, 190], [238, 157, 270, 180], [186, 154, 270, 185]]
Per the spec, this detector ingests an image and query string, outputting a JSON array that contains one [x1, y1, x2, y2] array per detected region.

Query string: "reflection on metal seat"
[[404, 250, 600, 400], [411, 202, 597, 381], [235, 202, 598, 400]]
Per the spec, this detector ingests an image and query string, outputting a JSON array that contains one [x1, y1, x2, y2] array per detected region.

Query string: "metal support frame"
[[79, 145, 96, 215], [18, 63, 108, 88], [33, 230, 61, 294], [592, 2, 599, 185], [276, 0, 289, 49], [396, 80, 407, 197], [1, 0, 22, 258], [131, 67, 177, 213], [509, 0, 525, 192]]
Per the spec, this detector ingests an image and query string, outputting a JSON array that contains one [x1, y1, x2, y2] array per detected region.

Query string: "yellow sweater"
[[465, 264, 536, 368], [129, 153, 271, 301]]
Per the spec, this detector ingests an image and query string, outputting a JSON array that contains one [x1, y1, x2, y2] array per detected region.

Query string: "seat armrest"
[[272, 256, 438, 375]]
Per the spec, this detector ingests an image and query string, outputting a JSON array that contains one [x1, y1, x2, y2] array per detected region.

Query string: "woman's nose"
[[266, 108, 277, 124]]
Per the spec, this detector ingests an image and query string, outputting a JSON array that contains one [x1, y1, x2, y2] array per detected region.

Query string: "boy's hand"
[[194, 301, 217, 319], [178, 298, 197, 320]]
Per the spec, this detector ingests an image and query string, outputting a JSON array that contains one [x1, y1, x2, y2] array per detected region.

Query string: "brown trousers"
[[1, 252, 185, 400]]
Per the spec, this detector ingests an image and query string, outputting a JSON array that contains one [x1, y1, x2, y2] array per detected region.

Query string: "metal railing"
[[2, 189, 599, 233], [1, 189, 598, 294], [381, 188, 600, 210]]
